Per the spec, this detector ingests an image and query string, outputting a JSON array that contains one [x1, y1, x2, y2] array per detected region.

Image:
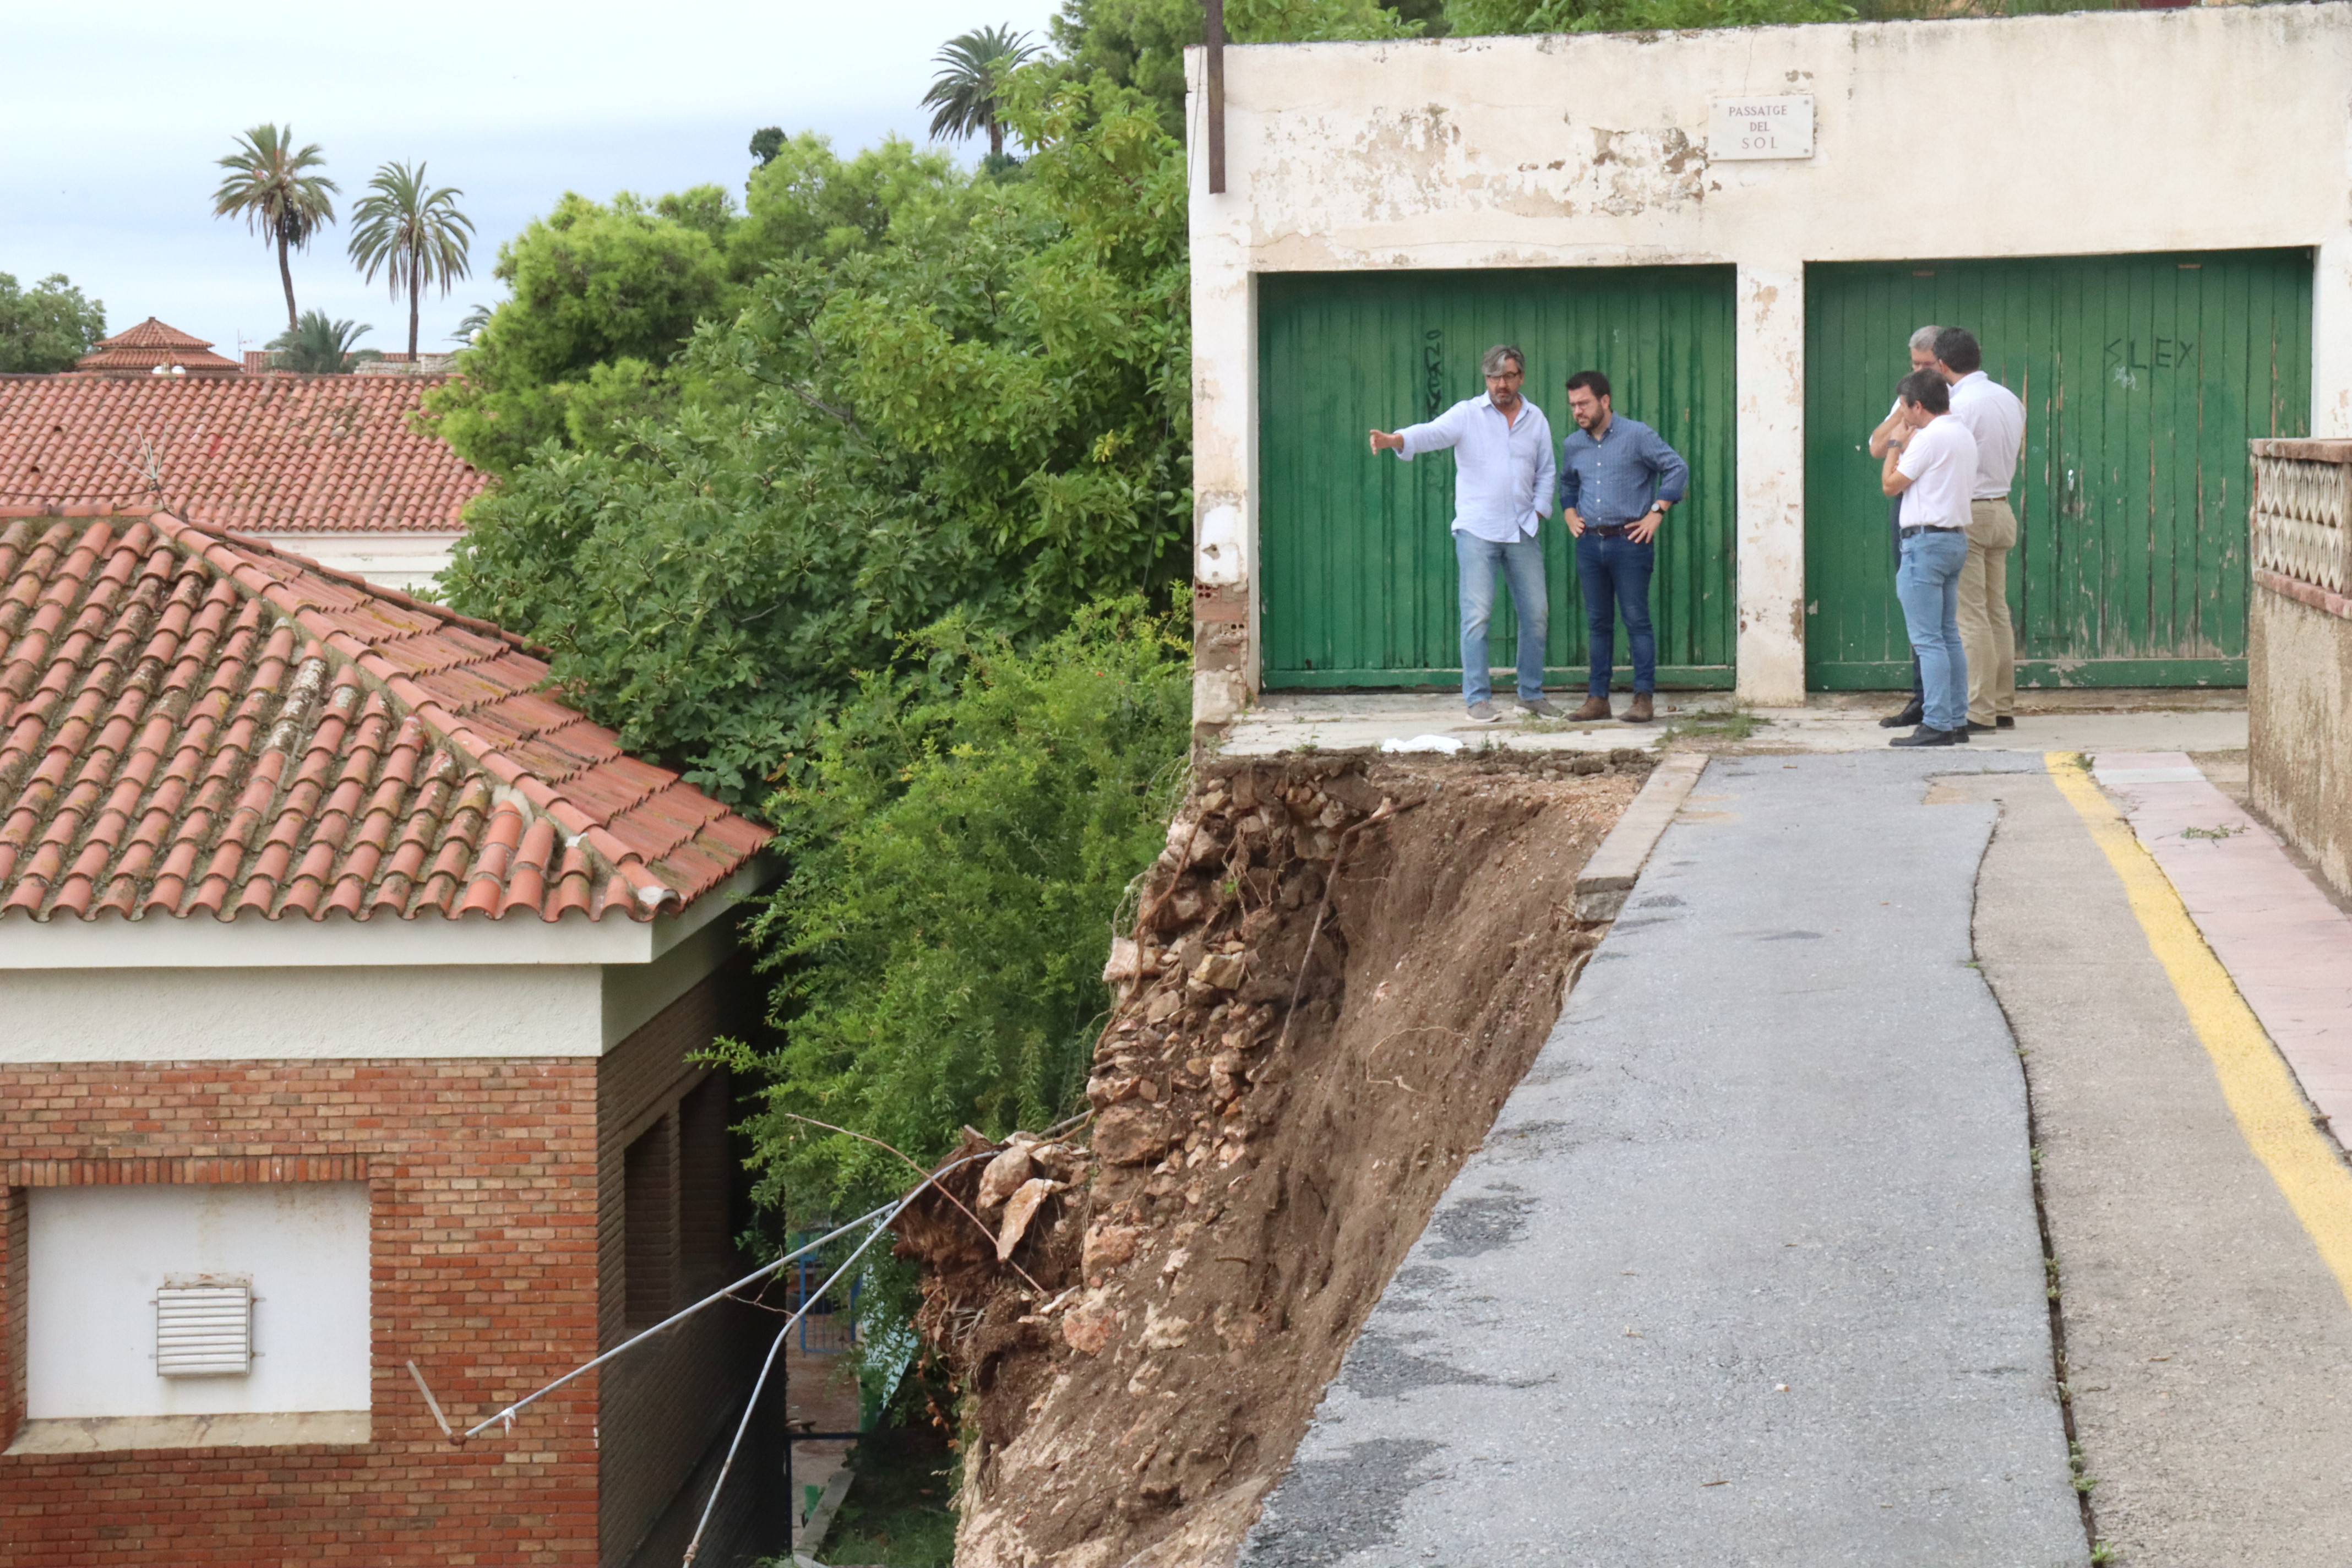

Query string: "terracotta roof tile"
[[0, 376, 485, 533], [0, 508, 769, 925], [73, 319, 243, 376]]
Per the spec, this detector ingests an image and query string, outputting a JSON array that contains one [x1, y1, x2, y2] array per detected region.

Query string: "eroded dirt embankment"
[[890, 749, 1652, 1568]]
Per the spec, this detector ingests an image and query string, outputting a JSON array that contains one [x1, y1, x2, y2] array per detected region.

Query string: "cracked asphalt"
[[1240, 752, 2087, 1568]]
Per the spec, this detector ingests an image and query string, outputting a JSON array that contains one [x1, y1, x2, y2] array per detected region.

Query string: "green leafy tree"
[[0, 274, 105, 372], [714, 598, 1193, 1219], [212, 125, 338, 335], [419, 192, 733, 473], [732, 133, 976, 272], [266, 310, 372, 373], [347, 161, 475, 361], [750, 126, 787, 167], [656, 183, 739, 245], [1049, 0, 1416, 132], [1451, 0, 1849, 30], [442, 80, 1194, 800], [924, 24, 1042, 158]]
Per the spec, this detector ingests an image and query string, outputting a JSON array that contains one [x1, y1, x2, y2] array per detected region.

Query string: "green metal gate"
[[1803, 249, 2313, 689], [1258, 267, 1736, 689]]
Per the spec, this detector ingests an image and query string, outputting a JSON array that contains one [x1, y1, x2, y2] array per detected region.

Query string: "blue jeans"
[[1896, 528, 1970, 732], [1455, 530, 1548, 705], [1575, 532, 1656, 695]]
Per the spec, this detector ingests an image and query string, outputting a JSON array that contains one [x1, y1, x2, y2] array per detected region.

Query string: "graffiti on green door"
[[1259, 266, 1737, 688], [1804, 249, 2313, 689]]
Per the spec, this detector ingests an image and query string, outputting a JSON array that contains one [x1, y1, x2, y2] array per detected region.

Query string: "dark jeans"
[[1576, 530, 1655, 695]]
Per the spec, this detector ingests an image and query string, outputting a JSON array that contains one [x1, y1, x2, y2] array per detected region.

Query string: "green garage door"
[[1804, 249, 2313, 689], [1259, 267, 1736, 689]]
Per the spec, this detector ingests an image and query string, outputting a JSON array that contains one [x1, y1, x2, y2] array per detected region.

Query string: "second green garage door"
[[1803, 249, 2313, 689], [1259, 267, 1736, 689]]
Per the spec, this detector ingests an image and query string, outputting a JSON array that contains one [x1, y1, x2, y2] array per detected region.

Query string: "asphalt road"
[[1241, 752, 2087, 1568], [1954, 767, 2352, 1565]]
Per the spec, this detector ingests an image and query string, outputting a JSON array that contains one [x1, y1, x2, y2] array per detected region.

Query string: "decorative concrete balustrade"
[[2253, 439, 2352, 610], [2248, 439, 2352, 905]]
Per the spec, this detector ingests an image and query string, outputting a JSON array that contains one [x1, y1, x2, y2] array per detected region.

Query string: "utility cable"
[[677, 1194, 911, 1566], [457, 1201, 896, 1442]]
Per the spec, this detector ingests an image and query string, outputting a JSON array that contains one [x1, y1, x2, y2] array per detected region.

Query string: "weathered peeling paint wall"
[[2251, 587, 2352, 903], [1189, 3, 2352, 712]]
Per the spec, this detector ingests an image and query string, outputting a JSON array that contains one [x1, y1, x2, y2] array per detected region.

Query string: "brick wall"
[[1, 1188, 21, 1450], [0, 1059, 601, 1567]]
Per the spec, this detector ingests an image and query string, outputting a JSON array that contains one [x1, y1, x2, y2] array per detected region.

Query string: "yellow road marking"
[[2045, 752, 2352, 1310]]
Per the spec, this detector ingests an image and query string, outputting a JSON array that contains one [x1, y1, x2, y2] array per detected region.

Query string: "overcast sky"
[[2, 0, 1065, 360]]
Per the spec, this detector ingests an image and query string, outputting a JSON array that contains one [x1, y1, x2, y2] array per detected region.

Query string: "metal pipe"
[[1205, 0, 1226, 195]]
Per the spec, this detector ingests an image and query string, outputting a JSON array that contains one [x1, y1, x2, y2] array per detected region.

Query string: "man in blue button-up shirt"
[[1370, 345, 1559, 722], [1556, 370, 1689, 724]]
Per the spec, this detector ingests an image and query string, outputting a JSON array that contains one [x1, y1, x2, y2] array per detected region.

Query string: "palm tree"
[[923, 25, 1039, 159], [265, 311, 372, 374], [346, 161, 476, 361], [212, 126, 338, 335]]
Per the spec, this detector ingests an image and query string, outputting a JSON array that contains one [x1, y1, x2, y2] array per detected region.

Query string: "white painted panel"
[[1708, 96, 1813, 161], [601, 908, 742, 1049], [0, 964, 602, 1061], [28, 1184, 371, 1419]]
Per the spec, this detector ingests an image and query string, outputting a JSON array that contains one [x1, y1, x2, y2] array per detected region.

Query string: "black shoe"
[[1889, 725, 1966, 748], [1996, 716, 2016, 729], [1878, 704, 1924, 729], [1966, 721, 1995, 733]]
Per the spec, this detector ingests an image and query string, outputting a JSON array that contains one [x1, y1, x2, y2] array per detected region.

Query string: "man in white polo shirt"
[[1934, 326, 2028, 733], [1879, 369, 1980, 748]]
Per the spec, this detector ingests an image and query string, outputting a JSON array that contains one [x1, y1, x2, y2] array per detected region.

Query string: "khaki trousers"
[[1959, 497, 2018, 724]]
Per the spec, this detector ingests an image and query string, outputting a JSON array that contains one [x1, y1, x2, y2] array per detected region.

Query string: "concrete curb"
[[1573, 752, 1709, 921]]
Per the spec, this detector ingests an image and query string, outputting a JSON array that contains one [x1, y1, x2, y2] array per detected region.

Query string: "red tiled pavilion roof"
[[0, 507, 770, 924], [73, 318, 242, 375], [0, 374, 487, 533]]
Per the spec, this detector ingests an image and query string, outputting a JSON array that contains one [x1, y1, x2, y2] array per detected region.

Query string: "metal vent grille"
[[155, 1282, 252, 1377]]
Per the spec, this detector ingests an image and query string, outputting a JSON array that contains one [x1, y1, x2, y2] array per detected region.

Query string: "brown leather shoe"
[[1570, 695, 1612, 722], [1624, 693, 1655, 723]]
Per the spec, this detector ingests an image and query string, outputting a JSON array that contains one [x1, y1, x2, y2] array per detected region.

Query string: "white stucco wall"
[[251, 529, 460, 597], [1188, 3, 2352, 711], [26, 1183, 371, 1421], [0, 963, 605, 1062]]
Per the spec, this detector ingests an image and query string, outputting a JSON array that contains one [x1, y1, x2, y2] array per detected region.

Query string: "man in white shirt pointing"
[[1934, 326, 2027, 733], [1370, 345, 1560, 722], [1880, 369, 1980, 748]]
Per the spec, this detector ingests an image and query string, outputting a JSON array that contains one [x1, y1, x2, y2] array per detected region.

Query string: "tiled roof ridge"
[[92, 319, 217, 352], [0, 372, 456, 382], [0, 509, 770, 926], [143, 513, 682, 919], [129, 508, 537, 655]]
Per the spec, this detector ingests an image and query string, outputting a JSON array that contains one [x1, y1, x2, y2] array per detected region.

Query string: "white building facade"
[[1187, 3, 2352, 718]]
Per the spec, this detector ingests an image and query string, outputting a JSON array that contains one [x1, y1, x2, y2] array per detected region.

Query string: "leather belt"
[[1585, 523, 1637, 537], [1898, 525, 1966, 537]]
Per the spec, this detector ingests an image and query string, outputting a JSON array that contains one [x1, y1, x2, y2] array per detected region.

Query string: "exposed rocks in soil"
[[890, 748, 1654, 1568]]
